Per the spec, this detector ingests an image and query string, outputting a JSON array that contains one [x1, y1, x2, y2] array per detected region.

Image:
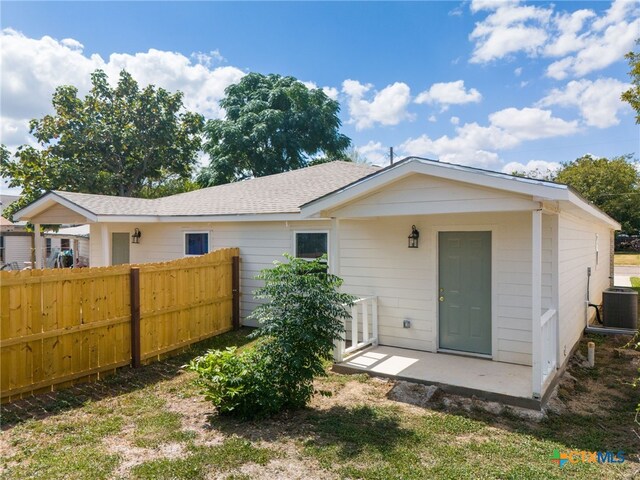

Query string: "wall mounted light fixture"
[[408, 225, 419, 248], [131, 228, 142, 244]]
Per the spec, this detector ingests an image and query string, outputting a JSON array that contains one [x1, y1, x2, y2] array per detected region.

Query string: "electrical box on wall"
[[403, 319, 411, 328]]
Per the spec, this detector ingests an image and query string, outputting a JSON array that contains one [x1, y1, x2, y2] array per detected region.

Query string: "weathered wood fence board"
[[0, 248, 239, 402]]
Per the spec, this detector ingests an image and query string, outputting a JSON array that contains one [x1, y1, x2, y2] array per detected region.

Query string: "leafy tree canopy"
[[1, 69, 204, 220], [621, 39, 640, 124], [198, 73, 351, 186], [555, 154, 640, 234]]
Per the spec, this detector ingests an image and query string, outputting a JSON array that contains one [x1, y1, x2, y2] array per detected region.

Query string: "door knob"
[[439, 296, 445, 302]]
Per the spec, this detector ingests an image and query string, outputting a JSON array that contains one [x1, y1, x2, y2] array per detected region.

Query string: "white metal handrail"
[[334, 296, 378, 362]]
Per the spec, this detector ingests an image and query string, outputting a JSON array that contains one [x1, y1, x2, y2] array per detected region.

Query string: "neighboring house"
[[44, 224, 91, 267], [1, 194, 34, 268], [0, 194, 20, 213], [14, 158, 619, 405], [0, 216, 33, 268]]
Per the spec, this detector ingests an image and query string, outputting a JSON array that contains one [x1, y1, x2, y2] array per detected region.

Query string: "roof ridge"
[[161, 160, 378, 201]]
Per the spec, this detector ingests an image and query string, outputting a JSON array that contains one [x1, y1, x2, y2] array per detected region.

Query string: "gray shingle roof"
[[54, 161, 379, 217]]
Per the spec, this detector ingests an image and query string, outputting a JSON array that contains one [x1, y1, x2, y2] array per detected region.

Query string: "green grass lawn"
[[615, 253, 640, 266], [1, 329, 638, 479]]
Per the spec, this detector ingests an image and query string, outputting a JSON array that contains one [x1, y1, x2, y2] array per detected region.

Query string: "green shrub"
[[188, 255, 355, 418]]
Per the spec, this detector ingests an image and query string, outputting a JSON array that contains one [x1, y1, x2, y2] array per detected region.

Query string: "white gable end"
[[326, 173, 540, 218]]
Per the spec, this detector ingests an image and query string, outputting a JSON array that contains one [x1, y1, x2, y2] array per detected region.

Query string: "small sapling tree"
[[189, 255, 355, 418]]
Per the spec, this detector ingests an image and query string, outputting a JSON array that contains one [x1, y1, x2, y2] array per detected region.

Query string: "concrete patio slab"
[[334, 345, 538, 409]]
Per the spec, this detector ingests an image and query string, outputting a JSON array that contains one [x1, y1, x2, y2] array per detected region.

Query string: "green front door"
[[111, 232, 130, 265], [438, 231, 492, 355]]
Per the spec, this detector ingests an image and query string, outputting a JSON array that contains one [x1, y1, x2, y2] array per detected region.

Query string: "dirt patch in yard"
[[230, 440, 337, 480], [555, 335, 639, 418], [105, 437, 188, 477], [163, 392, 226, 447]]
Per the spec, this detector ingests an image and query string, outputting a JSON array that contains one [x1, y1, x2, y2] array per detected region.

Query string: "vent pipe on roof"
[[389, 147, 394, 165]]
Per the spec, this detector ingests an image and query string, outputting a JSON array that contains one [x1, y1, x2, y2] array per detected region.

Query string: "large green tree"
[[621, 39, 640, 124], [198, 73, 351, 186], [1, 69, 204, 219], [555, 154, 640, 233]]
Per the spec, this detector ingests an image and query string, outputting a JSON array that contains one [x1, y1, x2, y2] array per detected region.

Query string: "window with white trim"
[[184, 231, 210, 256], [294, 231, 328, 260]]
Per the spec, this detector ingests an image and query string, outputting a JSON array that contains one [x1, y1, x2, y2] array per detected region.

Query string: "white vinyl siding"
[[4, 235, 33, 266], [336, 212, 541, 365], [557, 211, 612, 365], [88, 220, 330, 327], [31, 203, 89, 224]]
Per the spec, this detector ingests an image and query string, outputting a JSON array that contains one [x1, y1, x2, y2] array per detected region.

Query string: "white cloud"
[[546, 8, 640, 79], [0, 28, 245, 150], [470, 0, 519, 14], [592, 0, 636, 30], [400, 131, 502, 167], [60, 38, 84, 51], [537, 78, 631, 128], [501, 160, 562, 178], [322, 86, 339, 101], [545, 57, 574, 80], [542, 9, 595, 57], [398, 107, 578, 169], [469, 0, 640, 79], [415, 80, 482, 110], [489, 107, 579, 140], [428, 115, 437, 123], [302, 81, 339, 100], [342, 79, 413, 130], [190, 49, 225, 67], [104, 49, 245, 120], [450, 116, 460, 125], [1, 28, 103, 125], [469, 2, 552, 63], [514, 67, 522, 76], [356, 141, 389, 165]]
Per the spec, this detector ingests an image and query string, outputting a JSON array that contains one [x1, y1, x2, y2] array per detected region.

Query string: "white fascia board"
[[411, 160, 567, 198], [300, 159, 568, 218], [93, 212, 310, 223], [566, 190, 621, 230], [14, 192, 98, 222]]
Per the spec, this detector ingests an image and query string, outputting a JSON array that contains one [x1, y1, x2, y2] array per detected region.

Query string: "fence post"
[[232, 256, 240, 330], [130, 267, 141, 368]]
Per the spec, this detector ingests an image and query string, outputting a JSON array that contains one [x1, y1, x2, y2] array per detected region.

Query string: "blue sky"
[[1, 0, 639, 190]]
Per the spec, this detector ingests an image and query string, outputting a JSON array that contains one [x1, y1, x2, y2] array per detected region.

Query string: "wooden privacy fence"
[[0, 248, 240, 402]]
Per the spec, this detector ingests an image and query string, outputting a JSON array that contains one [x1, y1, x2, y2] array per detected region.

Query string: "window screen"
[[295, 232, 328, 259], [185, 232, 209, 255]]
